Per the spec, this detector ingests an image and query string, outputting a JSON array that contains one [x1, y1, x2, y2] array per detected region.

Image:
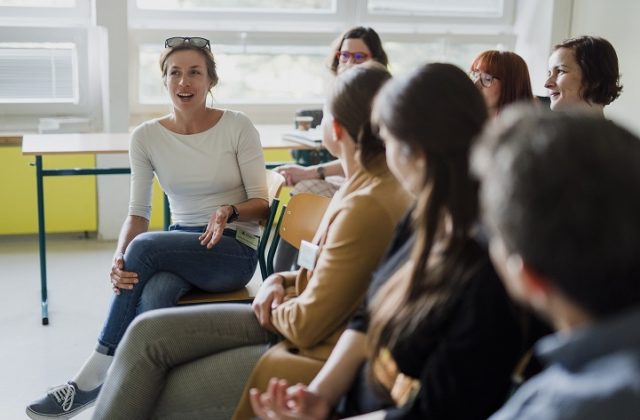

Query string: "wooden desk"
[[22, 126, 317, 325]]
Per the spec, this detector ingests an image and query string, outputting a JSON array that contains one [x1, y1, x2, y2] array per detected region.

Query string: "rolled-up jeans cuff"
[[96, 342, 115, 356]]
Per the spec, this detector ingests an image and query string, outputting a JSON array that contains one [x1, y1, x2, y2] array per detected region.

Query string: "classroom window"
[[139, 44, 327, 104], [385, 40, 506, 75], [0, 0, 75, 6], [368, 0, 504, 17], [131, 0, 514, 111], [0, 43, 77, 103], [136, 0, 334, 12]]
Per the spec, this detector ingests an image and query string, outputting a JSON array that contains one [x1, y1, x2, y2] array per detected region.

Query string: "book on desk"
[[282, 128, 324, 148]]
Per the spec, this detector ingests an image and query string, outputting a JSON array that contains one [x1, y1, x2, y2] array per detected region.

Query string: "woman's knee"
[[137, 272, 191, 314], [124, 308, 172, 347]]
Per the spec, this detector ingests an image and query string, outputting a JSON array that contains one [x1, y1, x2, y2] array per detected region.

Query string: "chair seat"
[[178, 275, 262, 305]]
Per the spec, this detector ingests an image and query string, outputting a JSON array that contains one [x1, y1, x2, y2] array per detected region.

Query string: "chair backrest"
[[279, 192, 331, 249], [265, 193, 330, 276], [266, 169, 286, 204]]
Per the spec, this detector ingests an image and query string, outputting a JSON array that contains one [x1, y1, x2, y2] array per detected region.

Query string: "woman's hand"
[[199, 206, 231, 249], [252, 274, 286, 332], [109, 252, 138, 295], [249, 378, 331, 420], [275, 165, 318, 186]]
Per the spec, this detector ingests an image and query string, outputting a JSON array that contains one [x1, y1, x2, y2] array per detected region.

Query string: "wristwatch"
[[225, 205, 239, 224], [316, 166, 326, 180]]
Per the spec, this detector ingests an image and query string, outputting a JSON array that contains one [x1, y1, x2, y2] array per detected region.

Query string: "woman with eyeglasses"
[[275, 27, 389, 198], [545, 35, 622, 115], [26, 36, 270, 419], [469, 50, 534, 118], [273, 27, 389, 272], [250, 63, 544, 420]]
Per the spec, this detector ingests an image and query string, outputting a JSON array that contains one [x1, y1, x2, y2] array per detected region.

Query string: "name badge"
[[298, 240, 319, 271], [235, 229, 260, 250]]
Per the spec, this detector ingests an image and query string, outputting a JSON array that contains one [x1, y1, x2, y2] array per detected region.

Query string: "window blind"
[[0, 45, 77, 103]]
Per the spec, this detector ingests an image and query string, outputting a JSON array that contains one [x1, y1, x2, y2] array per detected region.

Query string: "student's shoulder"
[[131, 117, 165, 141], [351, 173, 411, 214], [219, 109, 255, 129], [500, 357, 640, 420]]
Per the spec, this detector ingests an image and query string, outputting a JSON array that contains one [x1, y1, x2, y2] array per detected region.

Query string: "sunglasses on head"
[[165, 37, 211, 51]]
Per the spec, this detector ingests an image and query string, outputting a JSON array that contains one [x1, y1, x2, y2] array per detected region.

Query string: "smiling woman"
[[544, 36, 623, 116], [25, 36, 270, 420]]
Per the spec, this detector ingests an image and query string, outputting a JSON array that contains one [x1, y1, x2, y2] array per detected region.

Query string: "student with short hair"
[[472, 107, 640, 419], [545, 35, 622, 115]]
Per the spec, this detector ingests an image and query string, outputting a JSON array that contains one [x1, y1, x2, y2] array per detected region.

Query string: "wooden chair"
[[178, 169, 286, 305], [265, 192, 331, 276]]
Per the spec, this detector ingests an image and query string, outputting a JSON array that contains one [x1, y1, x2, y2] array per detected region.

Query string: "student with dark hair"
[[250, 63, 540, 420], [472, 107, 640, 419], [274, 26, 391, 272], [276, 26, 389, 196], [90, 62, 410, 420], [26, 36, 269, 420], [327, 26, 389, 74], [469, 50, 535, 117], [545, 35, 622, 114]]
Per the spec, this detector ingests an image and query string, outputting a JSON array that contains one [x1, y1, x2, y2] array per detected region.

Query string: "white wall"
[[513, 0, 573, 97], [570, 0, 640, 136], [93, 0, 131, 240]]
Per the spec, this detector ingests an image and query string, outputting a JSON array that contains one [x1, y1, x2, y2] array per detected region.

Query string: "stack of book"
[[282, 128, 324, 148]]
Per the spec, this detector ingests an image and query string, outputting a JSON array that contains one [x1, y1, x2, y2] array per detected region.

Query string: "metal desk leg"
[[35, 156, 49, 325]]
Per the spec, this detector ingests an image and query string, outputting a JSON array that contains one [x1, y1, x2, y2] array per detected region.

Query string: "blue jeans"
[[97, 227, 258, 355]]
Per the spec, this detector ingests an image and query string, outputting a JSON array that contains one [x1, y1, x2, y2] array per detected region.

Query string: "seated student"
[[276, 26, 390, 196], [91, 63, 411, 420], [469, 50, 535, 118], [26, 36, 269, 420], [250, 63, 545, 420], [472, 107, 640, 419], [273, 26, 390, 272], [545, 35, 622, 115]]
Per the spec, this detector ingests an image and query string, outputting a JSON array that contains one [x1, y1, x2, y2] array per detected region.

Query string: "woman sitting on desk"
[[26, 36, 269, 419]]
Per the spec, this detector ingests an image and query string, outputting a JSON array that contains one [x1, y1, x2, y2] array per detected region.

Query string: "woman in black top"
[[250, 63, 544, 419]]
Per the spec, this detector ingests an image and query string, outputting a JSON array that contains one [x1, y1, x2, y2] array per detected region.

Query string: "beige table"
[[22, 125, 317, 325]]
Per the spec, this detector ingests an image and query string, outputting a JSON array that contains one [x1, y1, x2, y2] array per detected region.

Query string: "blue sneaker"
[[26, 382, 101, 419]]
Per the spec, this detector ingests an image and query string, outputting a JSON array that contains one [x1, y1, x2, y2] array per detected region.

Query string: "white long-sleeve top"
[[128, 110, 268, 236]]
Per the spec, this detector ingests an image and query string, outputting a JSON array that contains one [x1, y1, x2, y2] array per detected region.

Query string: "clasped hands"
[[249, 378, 331, 420]]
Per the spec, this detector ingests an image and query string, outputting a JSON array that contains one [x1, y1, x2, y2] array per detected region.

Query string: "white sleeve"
[[128, 125, 154, 220], [235, 113, 268, 201]]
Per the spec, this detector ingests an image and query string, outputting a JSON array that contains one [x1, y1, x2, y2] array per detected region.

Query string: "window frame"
[[0, 26, 90, 116], [129, 0, 515, 122], [0, 1, 91, 26]]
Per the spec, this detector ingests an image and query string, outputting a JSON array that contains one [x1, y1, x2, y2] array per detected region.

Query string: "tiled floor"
[[0, 233, 261, 419]]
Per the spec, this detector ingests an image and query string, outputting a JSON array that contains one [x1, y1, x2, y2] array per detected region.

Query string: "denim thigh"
[[97, 229, 258, 355], [136, 271, 192, 315]]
